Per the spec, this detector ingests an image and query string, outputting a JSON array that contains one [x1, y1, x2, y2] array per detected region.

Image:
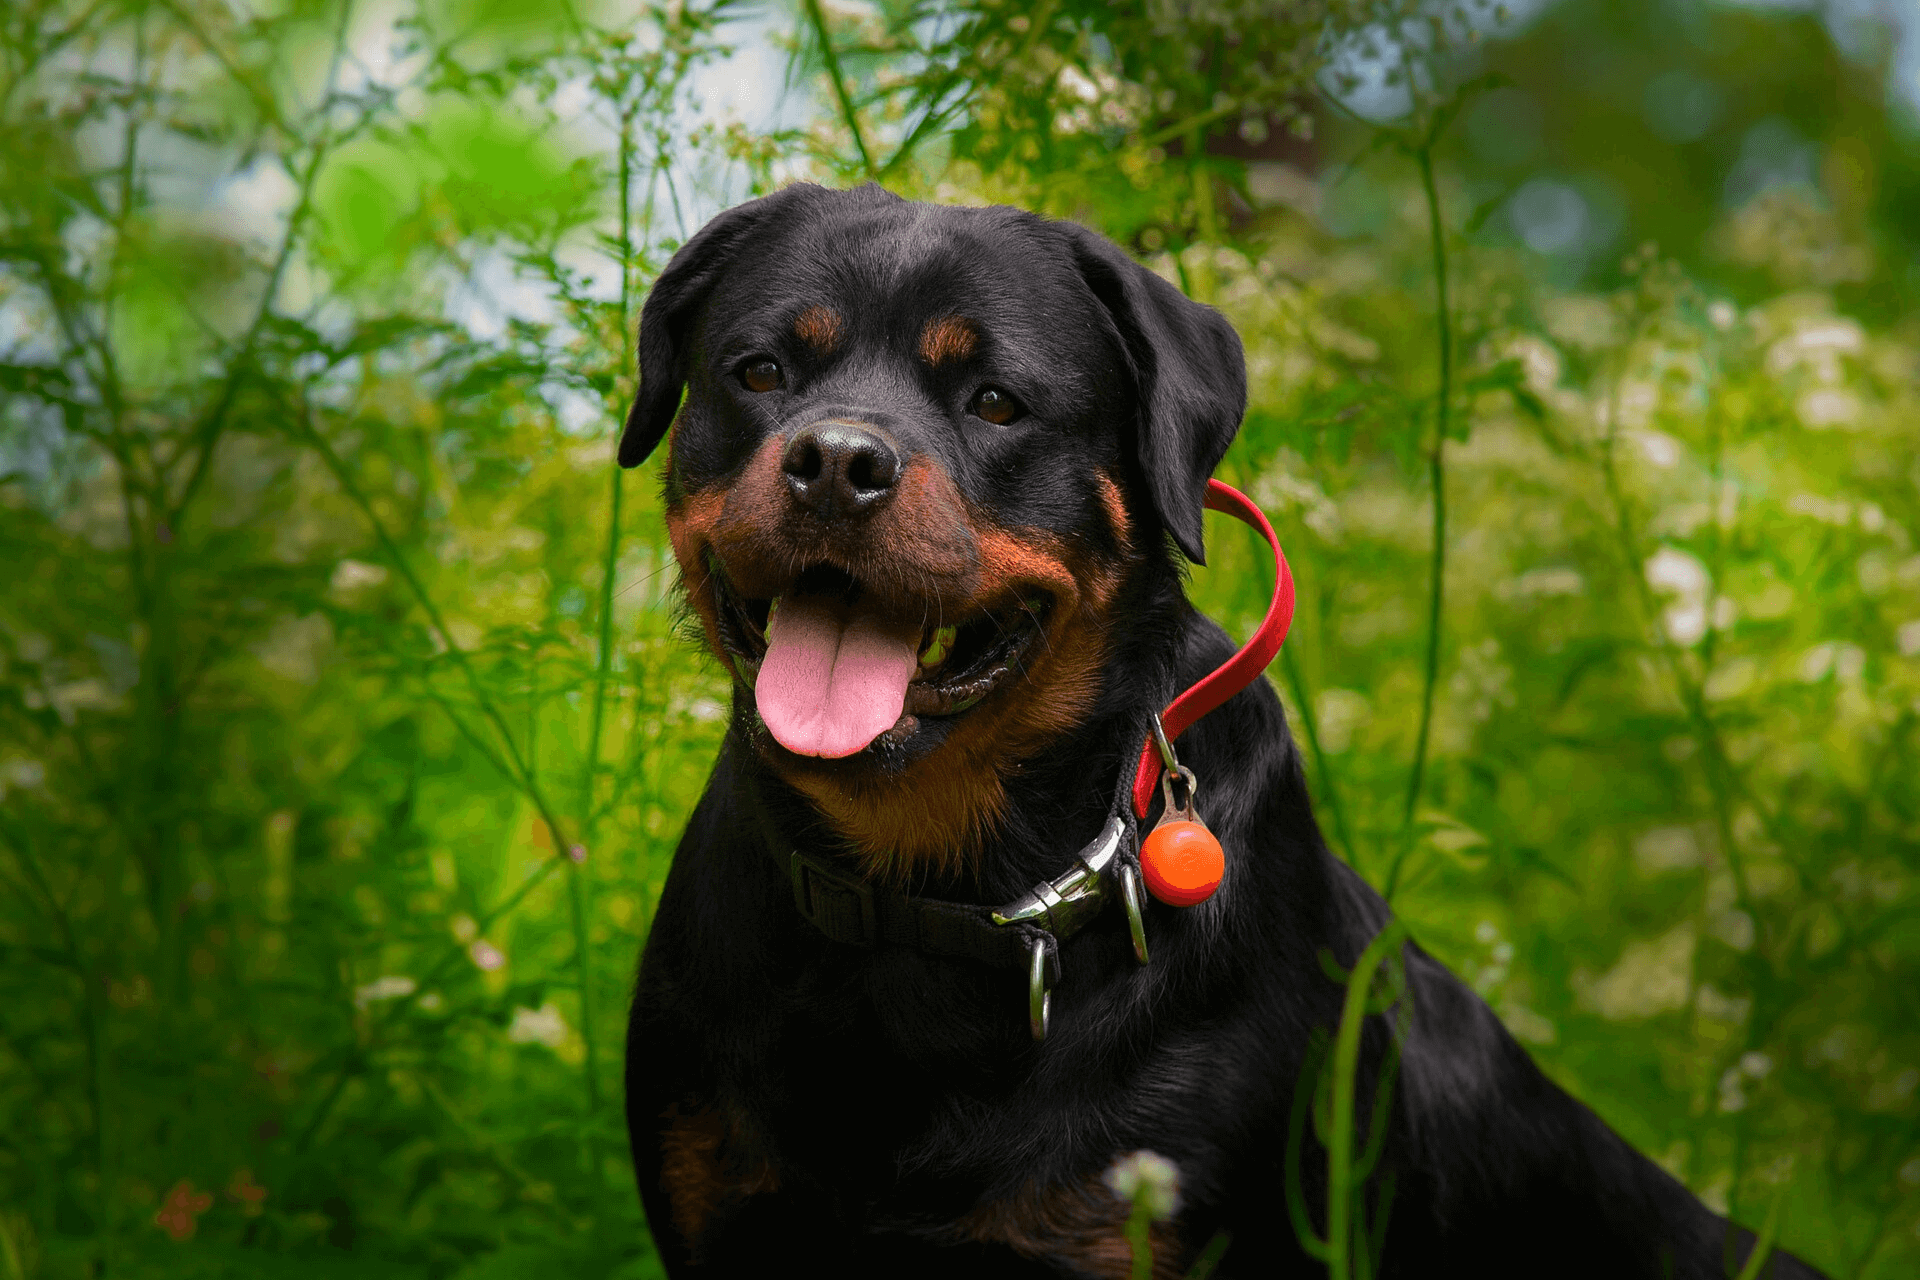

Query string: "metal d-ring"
[[1118, 860, 1150, 966], [1027, 935, 1057, 1042], [1151, 715, 1198, 814], [1151, 712, 1179, 772]]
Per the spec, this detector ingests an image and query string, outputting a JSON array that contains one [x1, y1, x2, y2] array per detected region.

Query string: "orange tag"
[[1141, 821, 1223, 906], [1141, 764, 1223, 906]]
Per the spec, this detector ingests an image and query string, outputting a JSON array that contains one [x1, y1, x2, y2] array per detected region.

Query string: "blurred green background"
[[1, 0, 1916, 1275]]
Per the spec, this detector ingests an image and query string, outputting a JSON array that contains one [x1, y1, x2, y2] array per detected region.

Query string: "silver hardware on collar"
[[990, 813, 1127, 936], [1160, 763, 1199, 820], [1027, 936, 1054, 1041], [1150, 713, 1198, 814], [991, 813, 1135, 1042], [1119, 861, 1150, 965], [1151, 711, 1179, 772]]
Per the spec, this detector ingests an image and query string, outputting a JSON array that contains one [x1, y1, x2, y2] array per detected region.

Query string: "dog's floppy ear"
[[618, 184, 820, 468], [1061, 224, 1246, 564]]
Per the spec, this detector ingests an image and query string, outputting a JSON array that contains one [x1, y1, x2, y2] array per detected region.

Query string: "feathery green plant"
[[2, 3, 1916, 1278]]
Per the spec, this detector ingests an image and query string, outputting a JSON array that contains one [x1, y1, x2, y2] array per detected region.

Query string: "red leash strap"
[[1131, 479, 1296, 820]]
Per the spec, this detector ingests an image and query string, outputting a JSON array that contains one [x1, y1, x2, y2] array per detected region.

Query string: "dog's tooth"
[[919, 624, 956, 669]]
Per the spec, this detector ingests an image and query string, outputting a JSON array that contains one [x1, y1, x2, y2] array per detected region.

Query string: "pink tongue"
[[755, 596, 921, 758]]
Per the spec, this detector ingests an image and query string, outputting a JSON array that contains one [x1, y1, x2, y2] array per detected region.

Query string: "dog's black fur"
[[619, 183, 1823, 1278]]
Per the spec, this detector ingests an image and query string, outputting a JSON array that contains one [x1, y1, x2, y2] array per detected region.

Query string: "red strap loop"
[[1131, 479, 1295, 820]]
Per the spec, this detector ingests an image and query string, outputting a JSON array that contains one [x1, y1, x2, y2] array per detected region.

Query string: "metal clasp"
[[990, 813, 1127, 936], [992, 814, 1134, 1042]]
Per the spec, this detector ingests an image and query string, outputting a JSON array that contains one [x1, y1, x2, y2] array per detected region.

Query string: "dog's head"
[[622, 184, 1245, 873]]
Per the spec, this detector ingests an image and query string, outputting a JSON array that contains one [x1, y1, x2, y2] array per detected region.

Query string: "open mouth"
[[709, 561, 1050, 759]]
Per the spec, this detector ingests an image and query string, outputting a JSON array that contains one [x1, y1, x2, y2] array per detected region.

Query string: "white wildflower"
[[508, 1002, 569, 1049], [1104, 1150, 1181, 1220], [354, 975, 416, 1008]]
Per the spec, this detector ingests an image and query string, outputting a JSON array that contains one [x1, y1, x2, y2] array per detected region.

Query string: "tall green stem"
[[1384, 143, 1452, 903], [804, 0, 877, 181], [1327, 923, 1407, 1280], [566, 101, 643, 1120], [1594, 355, 1758, 922]]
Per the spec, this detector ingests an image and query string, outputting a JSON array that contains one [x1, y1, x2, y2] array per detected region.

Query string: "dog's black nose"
[[781, 422, 901, 519]]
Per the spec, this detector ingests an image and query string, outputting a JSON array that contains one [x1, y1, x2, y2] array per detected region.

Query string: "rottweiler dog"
[[618, 183, 1822, 1278]]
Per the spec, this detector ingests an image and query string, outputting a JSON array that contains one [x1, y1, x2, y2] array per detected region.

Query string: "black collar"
[[769, 743, 1153, 1040]]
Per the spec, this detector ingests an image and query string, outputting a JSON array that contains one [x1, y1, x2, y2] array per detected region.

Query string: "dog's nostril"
[[782, 434, 825, 483], [846, 445, 898, 494]]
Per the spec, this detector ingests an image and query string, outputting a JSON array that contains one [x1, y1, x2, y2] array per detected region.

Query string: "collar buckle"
[[790, 850, 878, 947], [990, 813, 1128, 936]]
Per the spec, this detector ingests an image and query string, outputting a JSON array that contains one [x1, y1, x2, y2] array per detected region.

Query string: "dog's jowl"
[[618, 183, 1822, 1278]]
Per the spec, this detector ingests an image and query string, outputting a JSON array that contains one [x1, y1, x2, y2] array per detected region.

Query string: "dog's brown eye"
[[971, 387, 1022, 425], [742, 360, 783, 393]]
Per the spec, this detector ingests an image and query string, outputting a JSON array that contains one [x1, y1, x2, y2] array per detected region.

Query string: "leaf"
[[1462, 358, 1545, 423], [337, 315, 452, 361], [0, 362, 73, 394], [444, 355, 549, 400], [1506, 846, 1578, 890]]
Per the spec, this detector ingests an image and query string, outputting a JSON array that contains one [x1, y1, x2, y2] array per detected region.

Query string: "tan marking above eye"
[[793, 305, 844, 354], [919, 315, 978, 366]]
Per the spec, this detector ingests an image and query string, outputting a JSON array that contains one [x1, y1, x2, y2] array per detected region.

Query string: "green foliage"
[[1197, 184, 1920, 1275], [1286, 924, 1411, 1280], [3, 1, 1918, 1277], [0, 2, 744, 1274]]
